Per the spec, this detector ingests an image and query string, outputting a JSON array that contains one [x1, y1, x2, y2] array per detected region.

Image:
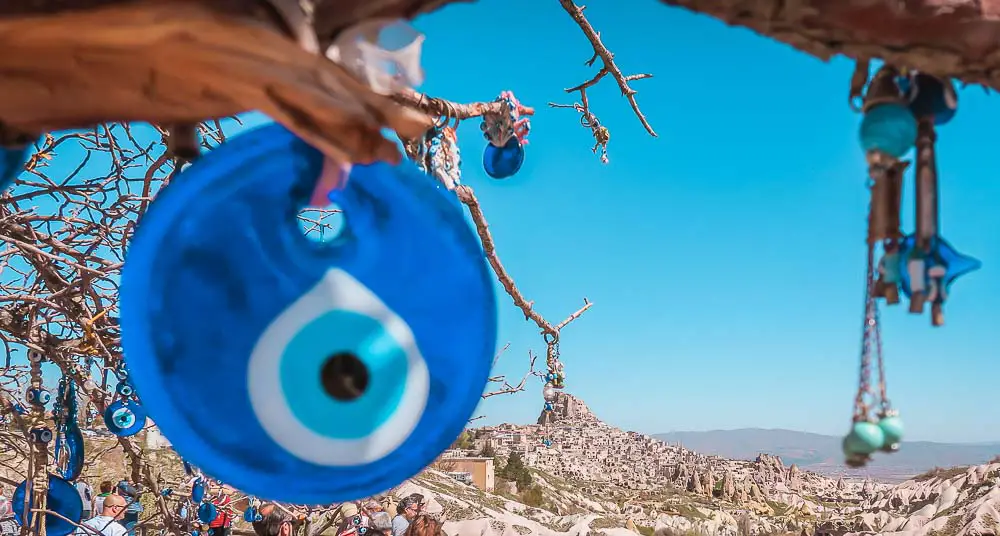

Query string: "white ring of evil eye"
[[247, 268, 429, 466]]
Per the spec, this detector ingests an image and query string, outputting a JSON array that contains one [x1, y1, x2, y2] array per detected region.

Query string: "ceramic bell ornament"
[[481, 91, 530, 179]]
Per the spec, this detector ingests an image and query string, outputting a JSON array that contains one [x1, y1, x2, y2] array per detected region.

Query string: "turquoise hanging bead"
[[878, 413, 904, 452], [859, 103, 918, 158], [843, 421, 885, 456]]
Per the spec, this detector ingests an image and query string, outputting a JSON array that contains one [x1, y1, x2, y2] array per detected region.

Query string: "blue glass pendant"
[[898, 235, 981, 298], [483, 137, 524, 179], [103, 399, 147, 437], [907, 74, 957, 126], [12, 474, 83, 536], [197, 502, 218, 523], [55, 425, 85, 481], [191, 479, 206, 503], [119, 124, 497, 504], [0, 145, 30, 193]]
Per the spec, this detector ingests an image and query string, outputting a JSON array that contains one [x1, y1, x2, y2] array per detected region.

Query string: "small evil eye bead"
[[27, 350, 44, 364], [103, 400, 147, 437], [31, 427, 53, 444], [26, 388, 50, 407], [161, 489, 173, 497], [117, 382, 134, 397], [544, 402, 553, 412]]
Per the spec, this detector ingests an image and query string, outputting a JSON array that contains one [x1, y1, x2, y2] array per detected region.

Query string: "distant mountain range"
[[654, 428, 1000, 482]]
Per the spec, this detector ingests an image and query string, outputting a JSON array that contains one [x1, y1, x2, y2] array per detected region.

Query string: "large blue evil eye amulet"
[[119, 124, 498, 504], [13, 474, 83, 536]]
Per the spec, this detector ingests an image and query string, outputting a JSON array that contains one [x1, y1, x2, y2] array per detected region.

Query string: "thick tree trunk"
[[661, 0, 1000, 88]]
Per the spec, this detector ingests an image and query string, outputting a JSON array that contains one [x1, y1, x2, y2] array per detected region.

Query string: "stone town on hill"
[[455, 392, 878, 501]]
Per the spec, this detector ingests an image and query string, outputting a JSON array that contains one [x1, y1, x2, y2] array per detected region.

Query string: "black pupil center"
[[320, 352, 369, 402]]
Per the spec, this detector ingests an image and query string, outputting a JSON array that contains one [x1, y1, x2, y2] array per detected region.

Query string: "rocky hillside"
[[466, 394, 885, 501], [818, 461, 1000, 536]]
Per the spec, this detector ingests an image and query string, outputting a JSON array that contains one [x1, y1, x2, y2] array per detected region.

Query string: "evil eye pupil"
[[248, 268, 430, 467], [320, 352, 369, 402], [113, 408, 136, 428]]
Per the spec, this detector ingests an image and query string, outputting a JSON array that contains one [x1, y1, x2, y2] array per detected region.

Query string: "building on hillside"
[[437, 457, 495, 492], [145, 420, 172, 450]]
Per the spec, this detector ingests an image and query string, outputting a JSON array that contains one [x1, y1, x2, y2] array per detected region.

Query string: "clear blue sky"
[[11, 0, 998, 444], [407, 0, 1000, 442]]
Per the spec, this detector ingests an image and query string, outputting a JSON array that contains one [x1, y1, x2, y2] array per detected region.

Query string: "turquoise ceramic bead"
[[842, 421, 885, 456], [859, 103, 918, 158], [879, 415, 904, 451]]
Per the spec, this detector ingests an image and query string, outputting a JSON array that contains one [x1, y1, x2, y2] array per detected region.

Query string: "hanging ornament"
[[197, 502, 218, 524], [118, 123, 497, 504], [426, 125, 462, 190], [896, 93, 980, 326], [481, 91, 530, 179], [858, 66, 917, 160], [904, 72, 958, 126], [542, 383, 557, 403], [191, 478, 206, 504], [12, 474, 83, 536], [0, 126, 33, 193], [243, 498, 263, 523], [53, 377, 85, 481], [842, 172, 902, 467], [24, 385, 51, 407], [103, 368, 147, 437]]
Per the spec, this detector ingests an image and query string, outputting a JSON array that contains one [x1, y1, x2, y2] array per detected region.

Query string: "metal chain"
[[853, 242, 878, 422], [873, 293, 890, 413]]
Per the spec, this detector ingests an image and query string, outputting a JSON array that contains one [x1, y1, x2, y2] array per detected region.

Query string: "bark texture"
[[662, 0, 1000, 88]]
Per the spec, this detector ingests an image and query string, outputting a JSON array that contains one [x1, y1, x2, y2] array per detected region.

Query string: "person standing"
[[76, 494, 128, 536], [390, 495, 423, 536], [93, 481, 114, 515], [116, 481, 142, 536], [76, 480, 94, 520], [208, 489, 235, 536]]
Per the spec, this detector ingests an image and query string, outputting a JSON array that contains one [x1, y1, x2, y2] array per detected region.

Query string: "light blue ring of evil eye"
[[279, 310, 408, 439], [113, 407, 137, 428]]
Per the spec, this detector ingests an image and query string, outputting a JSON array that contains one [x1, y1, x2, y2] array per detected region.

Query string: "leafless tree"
[[0, 1, 662, 534]]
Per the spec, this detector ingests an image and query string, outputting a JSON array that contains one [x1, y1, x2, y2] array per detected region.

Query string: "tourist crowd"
[[0, 479, 442, 536]]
